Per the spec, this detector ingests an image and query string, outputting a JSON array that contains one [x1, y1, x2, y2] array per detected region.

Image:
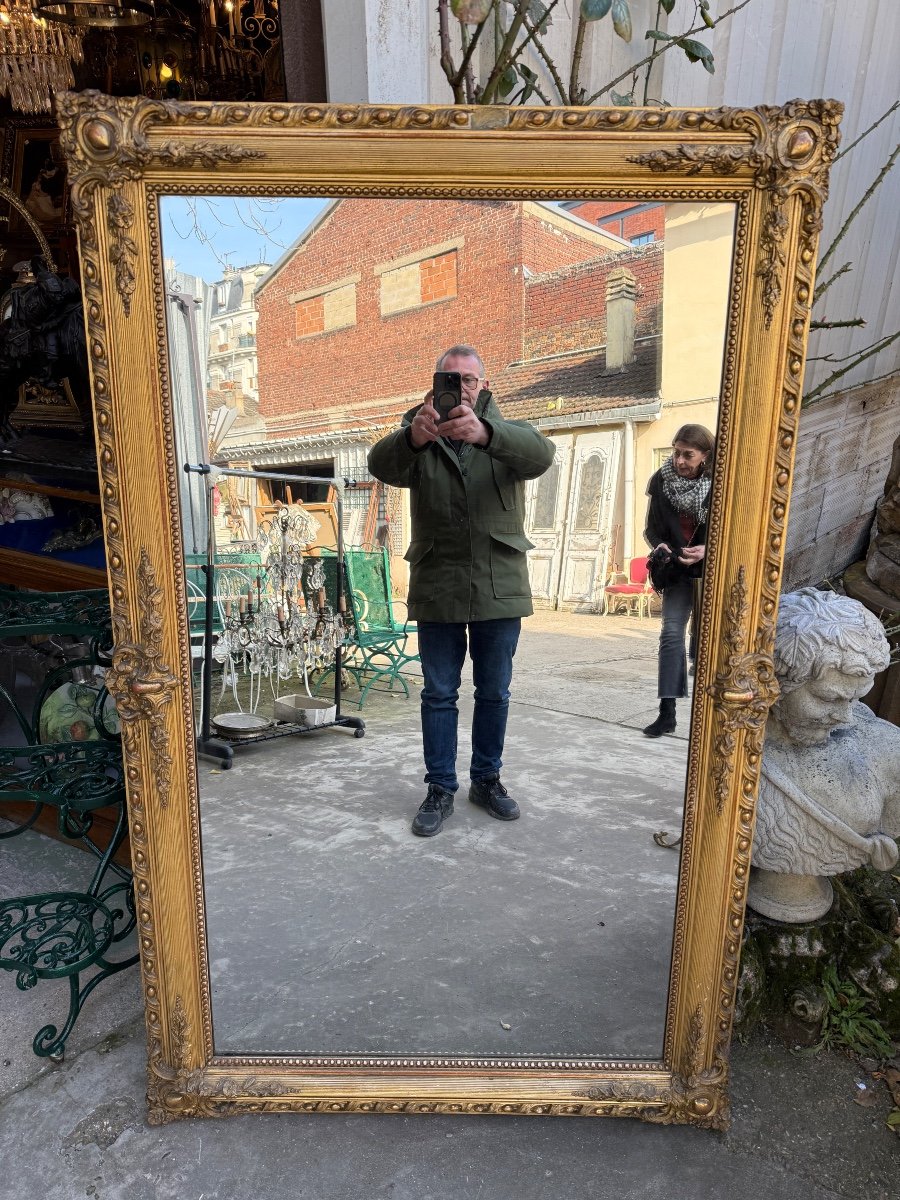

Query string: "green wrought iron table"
[[0, 587, 138, 1060]]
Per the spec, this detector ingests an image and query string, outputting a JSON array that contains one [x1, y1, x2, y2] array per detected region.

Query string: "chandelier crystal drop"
[[0, 2, 84, 113]]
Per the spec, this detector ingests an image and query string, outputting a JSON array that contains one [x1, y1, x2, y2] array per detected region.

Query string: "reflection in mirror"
[[160, 196, 734, 1058]]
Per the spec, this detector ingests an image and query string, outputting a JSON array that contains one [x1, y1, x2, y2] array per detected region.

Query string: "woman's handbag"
[[647, 544, 682, 593]]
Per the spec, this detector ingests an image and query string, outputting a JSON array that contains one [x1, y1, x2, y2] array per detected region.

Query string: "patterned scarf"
[[661, 455, 711, 524]]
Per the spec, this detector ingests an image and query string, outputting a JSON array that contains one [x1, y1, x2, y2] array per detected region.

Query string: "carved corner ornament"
[[627, 98, 843, 327], [148, 996, 241, 1123], [104, 548, 177, 808], [707, 567, 780, 817], [589, 1006, 727, 1127], [56, 91, 264, 317], [664, 1005, 729, 1129]]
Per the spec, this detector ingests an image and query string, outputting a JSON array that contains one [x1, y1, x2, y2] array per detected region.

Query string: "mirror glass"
[[160, 195, 735, 1058]]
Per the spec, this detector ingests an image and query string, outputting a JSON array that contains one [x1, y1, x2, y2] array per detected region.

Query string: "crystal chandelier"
[[0, 2, 85, 113], [35, 1, 154, 28]]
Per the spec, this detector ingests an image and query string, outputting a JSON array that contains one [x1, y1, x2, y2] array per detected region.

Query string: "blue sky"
[[160, 196, 330, 282]]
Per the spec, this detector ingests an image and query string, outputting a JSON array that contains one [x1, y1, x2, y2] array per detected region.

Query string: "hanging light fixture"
[[0, 2, 84, 113], [136, 1, 194, 99], [34, 0, 154, 28]]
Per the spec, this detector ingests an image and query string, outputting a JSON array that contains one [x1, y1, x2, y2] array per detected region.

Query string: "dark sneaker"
[[411, 784, 455, 837], [469, 776, 520, 821]]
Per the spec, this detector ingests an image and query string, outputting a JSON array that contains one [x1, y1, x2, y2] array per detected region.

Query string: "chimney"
[[604, 267, 637, 374]]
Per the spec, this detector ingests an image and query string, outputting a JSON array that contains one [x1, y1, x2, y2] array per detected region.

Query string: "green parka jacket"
[[367, 391, 554, 623]]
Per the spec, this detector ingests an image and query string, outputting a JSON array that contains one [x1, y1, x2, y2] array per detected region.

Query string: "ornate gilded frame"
[[57, 91, 840, 1128]]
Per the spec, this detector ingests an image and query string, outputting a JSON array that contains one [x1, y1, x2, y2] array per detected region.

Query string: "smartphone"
[[432, 371, 462, 424]]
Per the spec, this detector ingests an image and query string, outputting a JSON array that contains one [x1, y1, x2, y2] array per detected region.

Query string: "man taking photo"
[[368, 344, 554, 837]]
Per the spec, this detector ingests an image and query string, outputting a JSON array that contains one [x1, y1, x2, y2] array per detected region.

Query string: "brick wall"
[[521, 209, 615, 274], [523, 243, 663, 360], [564, 202, 666, 244], [782, 374, 900, 589], [380, 249, 458, 315], [294, 294, 325, 337], [255, 199, 621, 438], [419, 251, 457, 303]]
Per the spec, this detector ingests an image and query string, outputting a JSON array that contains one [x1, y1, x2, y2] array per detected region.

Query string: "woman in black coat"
[[642, 423, 715, 737]]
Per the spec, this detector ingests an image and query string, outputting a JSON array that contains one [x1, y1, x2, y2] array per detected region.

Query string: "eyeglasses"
[[460, 375, 484, 389]]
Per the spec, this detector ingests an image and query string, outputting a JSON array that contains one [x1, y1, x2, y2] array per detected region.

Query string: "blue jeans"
[[417, 618, 521, 793], [658, 577, 694, 699]]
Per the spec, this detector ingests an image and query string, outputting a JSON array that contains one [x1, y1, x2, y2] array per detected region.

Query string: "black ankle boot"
[[643, 698, 676, 738]]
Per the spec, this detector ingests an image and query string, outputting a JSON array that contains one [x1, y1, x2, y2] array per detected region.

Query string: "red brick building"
[[560, 201, 666, 247], [227, 198, 668, 608], [248, 199, 660, 445]]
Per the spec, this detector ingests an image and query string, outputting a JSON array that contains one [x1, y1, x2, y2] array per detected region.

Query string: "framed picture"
[[1, 119, 69, 236]]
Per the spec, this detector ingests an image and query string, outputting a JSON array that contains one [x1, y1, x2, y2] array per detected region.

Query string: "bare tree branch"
[[813, 261, 853, 305], [481, 0, 532, 104], [523, 9, 568, 105], [803, 330, 900, 404], [808, 318, 866, 333], [437, 0, 464, 103], [833, 99, 899, 163], [802, 365, 900, 408], [569, 13, 588, 106], [459, 21, 477, 103], [451, 2, 495, 92], [818, 141, 900, 273], [642, 1, 665, 106]]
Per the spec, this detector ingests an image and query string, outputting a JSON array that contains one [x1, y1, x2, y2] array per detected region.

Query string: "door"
[[526, 430, 622, 610], [525, 434, 572, 605]]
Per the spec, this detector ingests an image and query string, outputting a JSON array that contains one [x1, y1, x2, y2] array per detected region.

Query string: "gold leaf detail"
[[105, 549, 176, 806], [707, 567, 780, 816]]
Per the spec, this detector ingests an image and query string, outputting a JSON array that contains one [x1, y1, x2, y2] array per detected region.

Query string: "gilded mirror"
[[58, 92, 840, 1126]]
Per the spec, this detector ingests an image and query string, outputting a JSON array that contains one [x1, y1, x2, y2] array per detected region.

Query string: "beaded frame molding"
[[57, 91, 840, 1128]]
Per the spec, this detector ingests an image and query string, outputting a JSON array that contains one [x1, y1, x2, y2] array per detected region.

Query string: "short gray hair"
[[435, 344, 484, 373]]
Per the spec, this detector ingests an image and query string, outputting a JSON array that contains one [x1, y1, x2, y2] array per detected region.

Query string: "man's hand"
[[677, 544, 706, 566], [409, 391, 441, 448], [440, 404, 490, 446]]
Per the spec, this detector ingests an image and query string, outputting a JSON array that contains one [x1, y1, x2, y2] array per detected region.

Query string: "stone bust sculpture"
[[748, 587, 900, 923]]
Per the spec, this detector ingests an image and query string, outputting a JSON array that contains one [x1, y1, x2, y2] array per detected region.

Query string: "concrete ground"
[[1, 610, 896, 1199], [201, 610, 685, 1057]]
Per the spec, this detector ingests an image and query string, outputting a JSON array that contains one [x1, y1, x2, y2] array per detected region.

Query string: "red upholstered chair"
[[601, 556, 653, 618]]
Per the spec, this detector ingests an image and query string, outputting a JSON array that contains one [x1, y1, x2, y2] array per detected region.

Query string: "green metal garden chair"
[[323, 547, 420, 709], [0, 587, 138, 1060]]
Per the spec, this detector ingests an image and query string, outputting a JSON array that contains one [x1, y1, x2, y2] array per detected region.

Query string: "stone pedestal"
[[748, 867, 834, 923], [737, 874, 900, 1045]]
